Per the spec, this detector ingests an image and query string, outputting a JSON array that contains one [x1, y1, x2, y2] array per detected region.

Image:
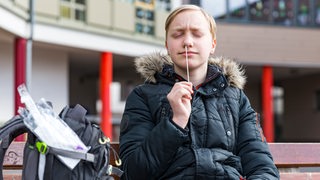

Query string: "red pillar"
[[100, 52, 113, 140], [14, 37, 27, 141], [262, 66, 274, 142]]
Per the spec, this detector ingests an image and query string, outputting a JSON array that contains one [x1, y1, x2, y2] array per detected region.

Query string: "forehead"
[[169, 10, 210, 30]]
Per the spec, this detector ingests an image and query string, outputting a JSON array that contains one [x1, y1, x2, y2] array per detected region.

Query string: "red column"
[[262, 66, 274, 142], [14, 37, 27, 141], [100, 52, 113, 140]]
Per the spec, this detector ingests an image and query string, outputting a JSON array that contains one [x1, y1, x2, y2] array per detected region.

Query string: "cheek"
[[201, 41, 215, 53], [167, 45, 176, 54], [167, 39, 179, 49]]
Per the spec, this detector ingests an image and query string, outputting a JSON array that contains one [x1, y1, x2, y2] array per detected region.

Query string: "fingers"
[[168, 81, 193, 100], [167, 82, 193, 128]]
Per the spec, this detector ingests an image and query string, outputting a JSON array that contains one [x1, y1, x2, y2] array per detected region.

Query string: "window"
[[156, 0, 171, 12], [135, 23, 154, 35], [249, 0, 272, 22], [136, 8, 154, 20], [297, 0, 311, 26], [60, 0, 86, 21], [273, 0, 294, 26], [316, 0, 320, 26], [134, 0, 156, 35], [145, 10, 154, 20]]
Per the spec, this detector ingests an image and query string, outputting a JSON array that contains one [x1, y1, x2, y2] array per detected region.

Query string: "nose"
[[183, 34, 193, 47]]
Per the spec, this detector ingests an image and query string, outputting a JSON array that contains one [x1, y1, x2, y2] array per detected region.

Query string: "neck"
[[175, 65, 207, 87], [189, 67, 207, 87]]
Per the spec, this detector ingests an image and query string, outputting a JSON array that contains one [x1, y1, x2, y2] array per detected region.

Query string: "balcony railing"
[[216, 0, 320, 28]]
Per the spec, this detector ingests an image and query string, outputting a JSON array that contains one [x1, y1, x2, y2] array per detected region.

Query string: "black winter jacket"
[[119, 53, 279, 180]]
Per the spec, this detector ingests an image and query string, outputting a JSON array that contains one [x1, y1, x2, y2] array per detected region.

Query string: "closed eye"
[[192, 30, 204, 38], [171, 32, 184, 38]]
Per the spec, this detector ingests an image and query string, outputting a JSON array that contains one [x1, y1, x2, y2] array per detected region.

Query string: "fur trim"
[[135, 53, 246, 89], [208, 56, 246, 89]]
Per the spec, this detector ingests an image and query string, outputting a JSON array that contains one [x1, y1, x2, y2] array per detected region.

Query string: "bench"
[[268, 143, 320, 179], [3, 142, 320, 179]]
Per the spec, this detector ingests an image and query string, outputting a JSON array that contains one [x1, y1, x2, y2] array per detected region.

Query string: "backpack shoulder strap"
[[59, 104, 87, 122], [0, 115, 28, 178]]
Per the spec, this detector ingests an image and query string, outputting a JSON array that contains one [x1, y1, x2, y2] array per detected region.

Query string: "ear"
[[212, 39, 217, 48], [165, 41, 170, 55], [210, 39, 217, 54]]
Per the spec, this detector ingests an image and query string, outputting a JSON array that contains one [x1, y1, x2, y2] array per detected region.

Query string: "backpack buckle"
[[99, 136, 110, 144], [36, 141, 48, 154]]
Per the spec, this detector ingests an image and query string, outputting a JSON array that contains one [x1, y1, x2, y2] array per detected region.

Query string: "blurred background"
[[1, 0, 320, 142]]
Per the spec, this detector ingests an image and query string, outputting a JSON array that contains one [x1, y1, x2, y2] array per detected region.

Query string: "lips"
[[180, 51, 197, 55]]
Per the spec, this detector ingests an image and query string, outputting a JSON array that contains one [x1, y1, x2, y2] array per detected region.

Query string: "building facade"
[[1, 0, 320, 142]]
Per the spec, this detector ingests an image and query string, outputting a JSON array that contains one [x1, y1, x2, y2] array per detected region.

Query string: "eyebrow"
[[171, 25, 202, 32]]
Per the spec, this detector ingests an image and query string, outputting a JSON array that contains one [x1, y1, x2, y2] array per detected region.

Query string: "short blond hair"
[[165, 4, 217, 41]]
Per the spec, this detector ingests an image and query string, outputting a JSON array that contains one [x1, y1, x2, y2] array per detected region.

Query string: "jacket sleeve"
[[236, 90, 280, 180], [119, 87, 189, 180]]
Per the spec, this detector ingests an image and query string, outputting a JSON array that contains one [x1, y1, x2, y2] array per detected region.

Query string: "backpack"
[[0, 104, 123, 180]]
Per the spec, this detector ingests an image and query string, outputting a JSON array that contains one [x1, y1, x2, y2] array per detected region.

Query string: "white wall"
[[31, 47, 69, 115], [0, 41, 14, 123], [0, 42, 68, 124]]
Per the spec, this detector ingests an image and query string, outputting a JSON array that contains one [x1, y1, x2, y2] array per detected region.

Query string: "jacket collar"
[[135, 52, 246, 90]]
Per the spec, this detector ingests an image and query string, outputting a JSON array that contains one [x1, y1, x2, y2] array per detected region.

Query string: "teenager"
[[119, 4, 279, 180]]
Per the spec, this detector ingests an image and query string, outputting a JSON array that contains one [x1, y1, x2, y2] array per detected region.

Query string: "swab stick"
[[185, 46, 190, 82]]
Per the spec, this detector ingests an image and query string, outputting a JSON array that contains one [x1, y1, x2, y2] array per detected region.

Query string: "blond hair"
[[165, 4, 217, 40]]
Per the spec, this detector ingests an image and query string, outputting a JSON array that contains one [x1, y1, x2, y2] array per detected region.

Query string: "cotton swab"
[[185, 46, 190, 82]]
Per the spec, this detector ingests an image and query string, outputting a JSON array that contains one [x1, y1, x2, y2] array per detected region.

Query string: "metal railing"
[[217, 0, 320, 28]]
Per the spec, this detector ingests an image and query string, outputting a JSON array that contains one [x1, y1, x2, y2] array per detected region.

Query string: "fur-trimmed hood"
[[135, 53, 246, 89]]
